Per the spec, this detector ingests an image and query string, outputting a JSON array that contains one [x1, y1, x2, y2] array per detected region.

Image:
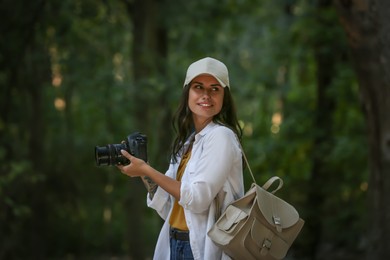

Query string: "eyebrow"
[[191, 81, 222, 87]]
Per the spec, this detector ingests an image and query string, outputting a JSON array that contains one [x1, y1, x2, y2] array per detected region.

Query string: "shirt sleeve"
[[179, 127, 241, 213], [147, 161, 177, 220]]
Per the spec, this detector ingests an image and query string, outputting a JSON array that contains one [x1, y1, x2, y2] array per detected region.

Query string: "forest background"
[[1, 0, 390, 259]]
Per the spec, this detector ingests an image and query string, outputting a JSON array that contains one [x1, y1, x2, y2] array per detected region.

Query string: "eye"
[[192, 84, 203, 90]]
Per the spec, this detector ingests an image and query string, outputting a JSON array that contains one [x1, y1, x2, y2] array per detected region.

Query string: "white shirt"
[[147, 122, 244, 260]]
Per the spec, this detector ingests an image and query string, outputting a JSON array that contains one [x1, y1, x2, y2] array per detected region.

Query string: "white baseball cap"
[[183, 57, 230, 88]]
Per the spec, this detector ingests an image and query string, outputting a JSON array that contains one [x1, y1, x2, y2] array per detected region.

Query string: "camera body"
[[95, 132, 147, 166]]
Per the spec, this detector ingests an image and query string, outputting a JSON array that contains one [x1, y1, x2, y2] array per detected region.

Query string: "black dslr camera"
[[95, 132, 147, 166]]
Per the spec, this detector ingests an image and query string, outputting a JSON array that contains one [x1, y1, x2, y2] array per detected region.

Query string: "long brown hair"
[[171, 84, 242, 162]]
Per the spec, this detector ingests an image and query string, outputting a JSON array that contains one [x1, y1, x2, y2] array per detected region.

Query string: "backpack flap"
[[255, 184, 300, 231]]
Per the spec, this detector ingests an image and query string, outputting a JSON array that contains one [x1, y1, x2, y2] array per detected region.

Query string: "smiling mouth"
[[198, 103, 212, 107]]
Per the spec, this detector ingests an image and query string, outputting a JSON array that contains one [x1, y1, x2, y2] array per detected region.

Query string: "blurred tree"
[[0, 0, 52, 258], [305, 0, 345, 258], [335, 0, 390, 259], [0, 0, 375, 259], [250, 1, 367, 258], [121, 0, 169, 258]]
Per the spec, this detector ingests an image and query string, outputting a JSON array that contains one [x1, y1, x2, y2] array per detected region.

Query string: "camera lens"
[[95, 132, 147, 167], [95, 143, 129, 166], [95, 146, 110, 166]]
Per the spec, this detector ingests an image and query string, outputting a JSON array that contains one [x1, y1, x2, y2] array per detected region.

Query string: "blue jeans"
[[170, 237, 194, 260]]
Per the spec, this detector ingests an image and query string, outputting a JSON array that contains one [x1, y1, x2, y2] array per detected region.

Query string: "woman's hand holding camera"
[[119, 149, 181, 200], [117, 149, 148, 177]]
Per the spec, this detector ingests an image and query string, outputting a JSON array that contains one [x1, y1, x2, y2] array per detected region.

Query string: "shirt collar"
[[193, 121, 219, 144]]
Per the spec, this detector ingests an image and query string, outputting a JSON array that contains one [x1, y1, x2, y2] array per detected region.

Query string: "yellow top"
[[169, 147, 192, 231]]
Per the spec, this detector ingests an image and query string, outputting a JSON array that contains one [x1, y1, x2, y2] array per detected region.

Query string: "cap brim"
[[184, 73, 228, 88]]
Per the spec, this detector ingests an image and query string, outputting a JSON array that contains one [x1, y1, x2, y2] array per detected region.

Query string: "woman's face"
[[188, 74, 225, 132]]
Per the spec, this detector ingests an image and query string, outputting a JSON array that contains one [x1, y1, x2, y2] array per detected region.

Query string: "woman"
[[118, 57, 244, 260]]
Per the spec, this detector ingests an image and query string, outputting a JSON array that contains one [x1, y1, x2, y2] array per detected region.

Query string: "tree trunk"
[[0, 0, 50, 258], [305, 1, 338, 258], [123, 0, 169, 258], [334, 0, 390, 259], [24, 42, 51, 260]]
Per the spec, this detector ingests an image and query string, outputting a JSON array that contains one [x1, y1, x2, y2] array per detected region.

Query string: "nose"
[[201, 89, 212, 99]]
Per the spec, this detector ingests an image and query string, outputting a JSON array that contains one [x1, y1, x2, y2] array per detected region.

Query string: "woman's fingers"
[[120, 149, 132, 160]]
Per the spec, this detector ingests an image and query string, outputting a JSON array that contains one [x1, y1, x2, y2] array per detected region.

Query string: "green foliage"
[[0, 0, 369, 258]]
